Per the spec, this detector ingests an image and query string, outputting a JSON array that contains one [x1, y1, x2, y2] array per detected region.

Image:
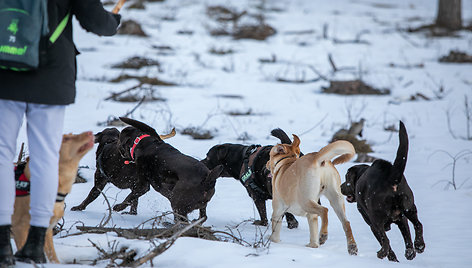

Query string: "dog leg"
[[302, 200, 328, 247], [396, 216, 415, 260], [253, 199, 268, 226], [306, 213, 320, 248], [199, 206, 208, 221], [404, 205, 425, 253], [325, 187, 357, 255], [114, 182, 149, 214], [172, 209, 189, 224], [71, 172, 107, 211], [284, 213, 299, 229], [269, 199, 285, 243], [44, 229, 59, 263], [12, 197, 31, 250], [369, 223, 398, 262], [128, 198, 138, 215]]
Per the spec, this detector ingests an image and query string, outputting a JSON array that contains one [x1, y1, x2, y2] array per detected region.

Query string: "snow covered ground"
[[13, 0, 472, 267]]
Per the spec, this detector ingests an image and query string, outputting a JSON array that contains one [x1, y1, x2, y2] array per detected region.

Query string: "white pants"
[[0, 99, 65, 228]]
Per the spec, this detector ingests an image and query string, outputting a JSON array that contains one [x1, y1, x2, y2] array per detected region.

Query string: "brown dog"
[[266, 135, 358, 255], [11, 131, 94, 263]]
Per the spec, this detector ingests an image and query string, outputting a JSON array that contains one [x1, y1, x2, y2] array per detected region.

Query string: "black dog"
[[201, 128, 299, 229], [340, 121, 425, 262], [117, 117, 223, 223], [71, 127, 176, 214]]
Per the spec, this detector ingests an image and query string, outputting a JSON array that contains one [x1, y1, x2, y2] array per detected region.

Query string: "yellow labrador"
[[267, 135, 358, 255], [12, 131, 94, 263]]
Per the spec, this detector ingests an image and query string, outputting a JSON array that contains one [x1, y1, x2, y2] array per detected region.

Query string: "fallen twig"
[[98, 189, 112, 228], [128, 217, 205, 267], [76, 221, 217, 241]]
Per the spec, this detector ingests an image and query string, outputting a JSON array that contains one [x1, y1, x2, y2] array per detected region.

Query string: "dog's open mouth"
[[346, 195, 355, 203]]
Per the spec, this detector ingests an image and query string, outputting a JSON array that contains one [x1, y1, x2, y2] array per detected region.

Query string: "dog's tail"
[[389, 121, 408, 185], [202, 165, 224, 190], [120, 117, 162, 141], [159, 128, 176, 140], [271, 128, 304, 156], [315, 140, 355, 166]]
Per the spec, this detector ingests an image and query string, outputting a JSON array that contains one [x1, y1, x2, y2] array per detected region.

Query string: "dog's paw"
[[387, 252, 399, 262], [348, 243, 358, 255], [287, 220, 299, 229], [70, 205, 84, 211], [319, 233, 328, 245], [415, 240, 425, 253], [377, 248, 388, 259], [121, 211, 137, 215], [253, 220, 268, 226], [306, 242, 319, 248], [405, 248, 416, 260], [269, 235, 281, 243], [113, 203, 127, 212]]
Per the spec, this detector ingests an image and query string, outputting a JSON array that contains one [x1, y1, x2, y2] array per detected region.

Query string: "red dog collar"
[[125, 134, 150, 164]]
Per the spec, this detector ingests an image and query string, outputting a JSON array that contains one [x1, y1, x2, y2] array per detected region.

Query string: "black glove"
[[112, 13, 121, 25]]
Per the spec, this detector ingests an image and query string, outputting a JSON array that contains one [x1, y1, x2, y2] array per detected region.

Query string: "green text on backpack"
[[0, 1, 70, 71]]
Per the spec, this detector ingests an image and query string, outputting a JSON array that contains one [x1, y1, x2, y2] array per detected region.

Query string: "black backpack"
[[0, 0, 69, 71]]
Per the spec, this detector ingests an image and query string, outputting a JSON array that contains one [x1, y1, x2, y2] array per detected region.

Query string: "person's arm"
[[72, 0, 121, 36]]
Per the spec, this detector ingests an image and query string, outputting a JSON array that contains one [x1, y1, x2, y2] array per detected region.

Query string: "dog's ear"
[[291, 134, 300, 155], [347, 165, 368, 183], [274, 145, 287, 155], [292, 134, 300, 147], [94, 131, 102, 143], [203, 165, 224, 190]]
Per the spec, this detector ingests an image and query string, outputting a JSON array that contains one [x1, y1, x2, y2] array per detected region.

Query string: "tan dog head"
[[267, 134, 300, 175], [58, 131, 94, 194]]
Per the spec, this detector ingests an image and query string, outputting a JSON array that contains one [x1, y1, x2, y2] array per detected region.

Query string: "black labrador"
[[201, 128, 299, 229], [71, 128, 175, 214], [340, 121, 425, 262], [117, 117, 223, 223]]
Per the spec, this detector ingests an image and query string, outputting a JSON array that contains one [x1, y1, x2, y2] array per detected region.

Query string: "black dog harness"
[[15, 162, 67, 202], [239, 145, 271, 199]]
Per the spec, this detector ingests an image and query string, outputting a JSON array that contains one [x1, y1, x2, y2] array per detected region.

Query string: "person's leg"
[[14, 103, 65, 264], [0, 99, 26, 266], [26, 103, 65, 227]]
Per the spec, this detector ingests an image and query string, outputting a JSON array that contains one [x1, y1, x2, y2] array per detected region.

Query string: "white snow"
[[12, 0, 472, 267]]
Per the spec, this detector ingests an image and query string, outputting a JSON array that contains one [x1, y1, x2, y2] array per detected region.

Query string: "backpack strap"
[[49, 10, 70, 44]]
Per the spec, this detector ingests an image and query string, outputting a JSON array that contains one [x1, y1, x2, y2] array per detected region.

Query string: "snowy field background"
[[13, 0, 472, 267]]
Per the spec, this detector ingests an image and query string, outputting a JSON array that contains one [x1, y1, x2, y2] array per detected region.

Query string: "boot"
[[0, 225, 15, 266], [14, 226, 47, 264]]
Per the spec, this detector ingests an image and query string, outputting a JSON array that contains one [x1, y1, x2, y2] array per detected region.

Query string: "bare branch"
[[128, 217, 205, 267], [98, 189, 113, 228], [105, 83, 143, 101], [299, 114, 329, 136]]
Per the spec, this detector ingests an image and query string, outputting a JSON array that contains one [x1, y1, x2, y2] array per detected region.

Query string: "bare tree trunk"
[[436, 0, 462, 30]]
